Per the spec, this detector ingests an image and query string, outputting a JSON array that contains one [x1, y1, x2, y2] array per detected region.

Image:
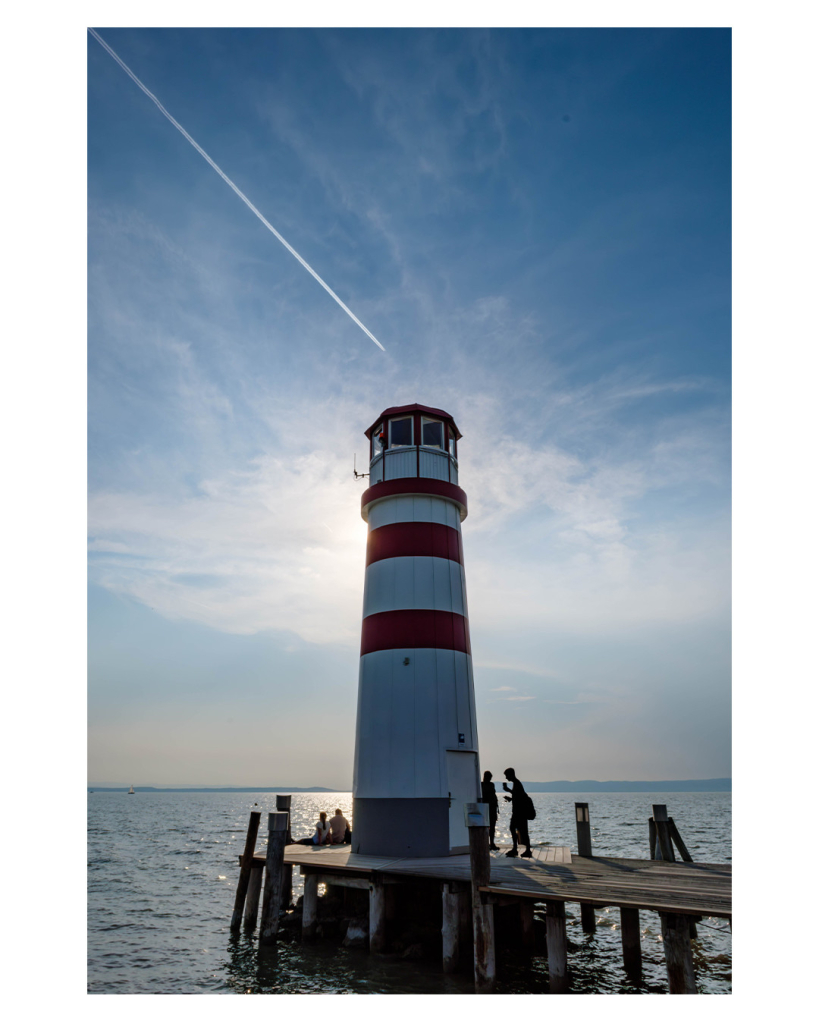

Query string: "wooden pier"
[[232, 802, 731, 994]]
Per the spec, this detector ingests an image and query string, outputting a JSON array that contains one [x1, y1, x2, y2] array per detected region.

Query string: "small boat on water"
[[128, 786, 135, 795]]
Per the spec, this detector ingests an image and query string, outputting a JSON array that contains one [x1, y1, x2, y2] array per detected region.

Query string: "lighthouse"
[[352, 404, 480, 857]]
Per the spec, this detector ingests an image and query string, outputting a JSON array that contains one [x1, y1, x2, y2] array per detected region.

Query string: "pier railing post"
[[259, 811, 288, 945], [544, 900, 568, 992], [574, 802, 596, 934], [230, 810, 261, 931], [466, 802, 496, 993], [276, 795, 293, 906]]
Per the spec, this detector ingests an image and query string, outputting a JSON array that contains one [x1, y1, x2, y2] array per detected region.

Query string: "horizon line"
[[88, 776, 732, 790]]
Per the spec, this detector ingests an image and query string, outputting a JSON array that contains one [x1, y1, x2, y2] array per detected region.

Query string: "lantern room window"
[[389, 417, 413, 447], [449, 433, 457, 459], [421, 417, 444, 449]]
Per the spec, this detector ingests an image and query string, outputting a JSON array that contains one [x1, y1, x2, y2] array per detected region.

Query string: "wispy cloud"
[[88, 28, 386, 352]]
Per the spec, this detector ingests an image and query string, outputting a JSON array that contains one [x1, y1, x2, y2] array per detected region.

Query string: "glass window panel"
[[422, 418, 443, 448], [389, 417, 412, 447], [449, 434, 457, 458], [372, 423, 385, 456]]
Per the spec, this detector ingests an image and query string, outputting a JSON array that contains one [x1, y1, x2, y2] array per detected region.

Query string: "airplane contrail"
[[88, 28, 386, 352]]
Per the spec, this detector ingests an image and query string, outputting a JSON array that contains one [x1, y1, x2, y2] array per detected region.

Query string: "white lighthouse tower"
[[352, 404, 480, 857]]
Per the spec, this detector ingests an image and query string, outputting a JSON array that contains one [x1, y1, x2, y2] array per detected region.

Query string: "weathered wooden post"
[[574, 802, 596, 934], [668, 815, 698, 938], [649, 816, 658, 859], [619, 906, 642, 978], [652, 805, 676, 862], [243, 860, 264, 931], [442, 882, 460, 973], [276, 795, 293, 906], [259, 811, 288, 945], [668, 816, 693, 861], [369, 873, 387, 953], [544, 900, 568, 993], [458, 883, 471, 960], [661, 912, 697, 993], [651, 802, 696, 937], [651, 805, 697, 990], [302, 872, 318, 942], [230, 810, 261, 931], [466, 802, 496, 992], [520, 900, 535, 948]]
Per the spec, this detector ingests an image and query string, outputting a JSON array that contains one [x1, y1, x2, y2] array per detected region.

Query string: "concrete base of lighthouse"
[[352, 798, 455, 857]]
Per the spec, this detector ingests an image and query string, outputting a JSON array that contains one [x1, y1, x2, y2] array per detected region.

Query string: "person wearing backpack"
[[502, 767, 534, 858]]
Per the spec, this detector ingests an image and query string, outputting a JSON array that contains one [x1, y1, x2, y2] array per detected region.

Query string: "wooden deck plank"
[[261, 843, 730, 919]]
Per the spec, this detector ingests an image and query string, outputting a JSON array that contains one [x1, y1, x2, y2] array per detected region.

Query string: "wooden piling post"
[[369, 875, 387, 953], [520, 900, 535, 948], [302, 872, 318, 942], [652, 805, 676, 862], [653, 806, 698, 939], [458, 884, 471, 958], [544, 900, 568, 993], [442, 883, 460, 972], [275, 794, 292, 826], [575, 802, 592, 855], [466, 803, 496, 993], [660, 912, 697, 993], [574, 803, 596, 933], [276, 795, 293, 906], [619, 906, 642, 978], [259, 811, 288, 945], [668, 817, 693, 862], [648, 817, 658, 859], [667, 816, 698, 937], [230, 810, 261, 931], [243, 860, 264, 931]]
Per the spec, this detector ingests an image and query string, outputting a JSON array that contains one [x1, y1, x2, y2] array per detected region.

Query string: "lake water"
[[87, 790, 731, 994]]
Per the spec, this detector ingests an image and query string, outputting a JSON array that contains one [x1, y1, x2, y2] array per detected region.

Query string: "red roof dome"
[[364, 404, 462, 440]]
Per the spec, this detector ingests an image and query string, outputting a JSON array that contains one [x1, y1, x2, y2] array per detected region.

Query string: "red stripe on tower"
[[360, 609, 471, 656], [365, 521, 464, 566]]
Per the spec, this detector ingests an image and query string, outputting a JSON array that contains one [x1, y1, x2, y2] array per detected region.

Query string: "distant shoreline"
[[87, 786, 339, 793], [87, 778, 731, 793], [523, 778, 731, 793]]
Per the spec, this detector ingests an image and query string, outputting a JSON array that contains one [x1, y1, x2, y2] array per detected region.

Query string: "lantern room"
[[365, 404, 462, 486]]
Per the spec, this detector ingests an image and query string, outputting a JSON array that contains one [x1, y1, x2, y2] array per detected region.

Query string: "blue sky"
[[87, 27, 731, 787]]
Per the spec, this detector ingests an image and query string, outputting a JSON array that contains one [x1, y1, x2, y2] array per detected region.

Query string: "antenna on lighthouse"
[[353, 454, 369, 480]]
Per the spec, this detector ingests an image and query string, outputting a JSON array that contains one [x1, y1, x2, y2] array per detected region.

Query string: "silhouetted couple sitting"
[[295, 809, 350, 846]]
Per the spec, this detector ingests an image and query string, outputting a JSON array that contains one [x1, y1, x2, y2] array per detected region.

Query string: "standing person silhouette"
[[481, 770, 500, 851], [502, 767, 533, 858]]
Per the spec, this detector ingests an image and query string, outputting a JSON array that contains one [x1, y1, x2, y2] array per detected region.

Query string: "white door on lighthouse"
[[446, 750, 479, 852]]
